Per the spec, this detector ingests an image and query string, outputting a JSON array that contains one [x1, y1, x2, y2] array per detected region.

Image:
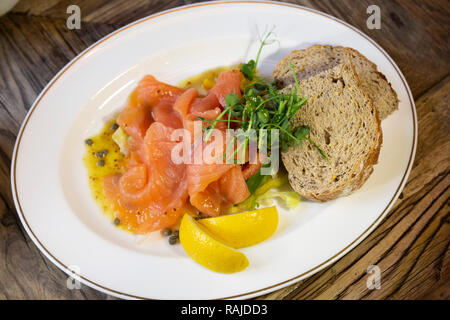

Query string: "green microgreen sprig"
[[199, 28, 327, 161]]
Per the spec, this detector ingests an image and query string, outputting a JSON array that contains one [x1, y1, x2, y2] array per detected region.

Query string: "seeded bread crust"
[[280, 58, 382, 202], [273, 45, 399, 120]]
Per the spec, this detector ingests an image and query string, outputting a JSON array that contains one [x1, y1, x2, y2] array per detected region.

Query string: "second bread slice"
[[281, 61, 382, 201], [273, 45, 399, 120]]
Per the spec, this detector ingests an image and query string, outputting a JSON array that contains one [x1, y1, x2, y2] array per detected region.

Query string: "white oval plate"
[[12, 1, 416, 300]]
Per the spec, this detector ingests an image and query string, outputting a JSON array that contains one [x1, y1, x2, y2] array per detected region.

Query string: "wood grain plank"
[[11, 0, 62, 16], [12, 0, 184, 25], [0, 14, 119, 300], [11, 0, 450, 98], [0, 14, 117, 109]]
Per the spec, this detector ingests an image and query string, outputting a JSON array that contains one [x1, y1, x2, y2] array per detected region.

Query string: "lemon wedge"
[[179, 214, 249, 273], [198, 206, 278, 249]]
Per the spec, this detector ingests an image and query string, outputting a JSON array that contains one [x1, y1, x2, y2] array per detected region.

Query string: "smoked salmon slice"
[[209, 69, 241, 106], [187, 162, 235, 196], [104, 69, 253, 233], [189, 92, 220, 114], [174, 88, 199, 118], [219, 166, 250, 204], [137, 75, 183, 107], [116, 90, 152, 143], [103, 122, 188, 233], [117, 75, 185, 142], [190, 181, 228, 217]]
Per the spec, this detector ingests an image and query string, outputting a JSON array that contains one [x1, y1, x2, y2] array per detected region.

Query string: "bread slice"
[[280, 61, 382, 201], [273, 45, 398, 120]]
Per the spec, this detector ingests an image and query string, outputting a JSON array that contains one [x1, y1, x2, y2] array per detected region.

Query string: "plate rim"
[[10, 0, 417, 300]]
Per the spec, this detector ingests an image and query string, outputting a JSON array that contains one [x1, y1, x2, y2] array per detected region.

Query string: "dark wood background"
[[0, 0, 448, 300]]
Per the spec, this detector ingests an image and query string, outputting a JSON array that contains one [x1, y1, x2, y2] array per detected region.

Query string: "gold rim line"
[[11, 0, 417, 300]]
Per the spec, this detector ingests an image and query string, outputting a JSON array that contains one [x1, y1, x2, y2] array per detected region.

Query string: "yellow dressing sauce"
[[83, 117, 125, 224], [178, 65, 232, 93]]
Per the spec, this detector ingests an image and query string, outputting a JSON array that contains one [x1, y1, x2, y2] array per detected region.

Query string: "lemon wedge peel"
[[179, 214, 249, 274], [198, 206, 279, 249]]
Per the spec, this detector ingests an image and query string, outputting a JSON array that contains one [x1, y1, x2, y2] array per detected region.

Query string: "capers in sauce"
[[168, 236, 178, 245], [95, 149, 109, 158]]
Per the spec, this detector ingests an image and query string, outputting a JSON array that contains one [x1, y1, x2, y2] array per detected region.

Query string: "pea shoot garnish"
[[200, 29, 327, 162], [241, 28, 277, 80]]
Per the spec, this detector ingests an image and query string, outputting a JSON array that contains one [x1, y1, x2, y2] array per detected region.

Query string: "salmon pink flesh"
[[102, 69, 269, 233]]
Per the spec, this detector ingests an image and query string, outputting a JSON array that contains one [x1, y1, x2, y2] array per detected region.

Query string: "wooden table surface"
[[0, 0, 448, 300]]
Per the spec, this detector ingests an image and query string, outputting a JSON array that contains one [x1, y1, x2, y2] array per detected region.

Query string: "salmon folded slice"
[[104, 69, 252, 232], [173, 88, 199, 118], [103, 122, 188, 233], [117, 75, 184, 143], [115, 89, 152, 144], [220, 166, 250, 203], [189, 164, 250, 216], [187, 147, 235, 217], [209, 68, 241, 106]]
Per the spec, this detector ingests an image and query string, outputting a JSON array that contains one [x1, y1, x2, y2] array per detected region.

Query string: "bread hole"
[[324, 130, 331, 145], [331, 77, 345, 87]]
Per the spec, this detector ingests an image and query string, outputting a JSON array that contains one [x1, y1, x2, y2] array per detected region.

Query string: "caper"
[[172, 230, 179, 238], [95, 149, 109, 158], [110, 123, 119, 130], [168, 236, 177, 245], [85, 138, 93, 146], [97, 159, 105, 167], [113, 218, 120, 225]]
